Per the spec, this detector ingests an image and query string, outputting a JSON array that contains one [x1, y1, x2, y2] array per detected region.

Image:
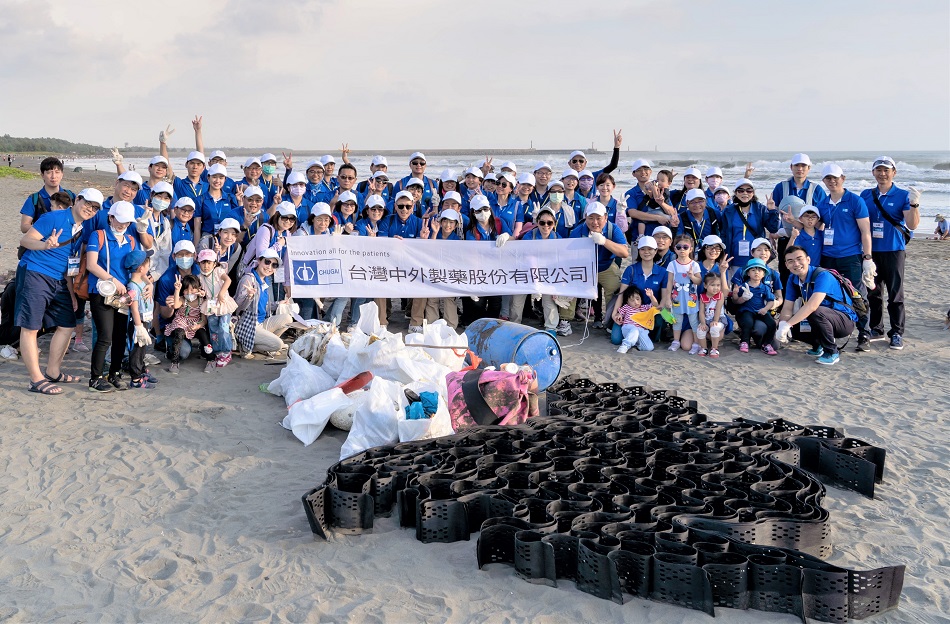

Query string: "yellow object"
[[629, 306, 659, 330]]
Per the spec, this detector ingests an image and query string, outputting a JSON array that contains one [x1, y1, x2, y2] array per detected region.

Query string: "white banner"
[[286, 235, 597, 298]]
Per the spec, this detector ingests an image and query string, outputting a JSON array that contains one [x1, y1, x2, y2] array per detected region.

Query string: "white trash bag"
[[404, 319, 468, 371], [281, 387, 354, 446], [340, 378, 405, 460], [328, 387, 370, 431], [397, 381, 454, 443], [267, 350, 336, 407]]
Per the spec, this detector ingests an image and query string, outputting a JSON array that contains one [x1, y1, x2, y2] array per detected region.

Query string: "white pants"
[[510, 294, 559, 330], [621, 324, 654, 351], [254, 313, 292, 353]]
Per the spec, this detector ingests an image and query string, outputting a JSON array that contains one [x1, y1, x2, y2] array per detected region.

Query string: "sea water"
[[67, 150, 949, 236]]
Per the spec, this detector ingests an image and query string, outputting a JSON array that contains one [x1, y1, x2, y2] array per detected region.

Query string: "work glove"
[[135, 214, 151, 234], [777, 320, 792, 344], [495, 232, 510, 248], [470, 296, 480, 302], [862, 258, 877, 289], [589, 231, 606, 245], [908, 186, 921, 205], [133, 324, 153, 347], [531, 293, 542, 302], [738, 284, 753, 302]]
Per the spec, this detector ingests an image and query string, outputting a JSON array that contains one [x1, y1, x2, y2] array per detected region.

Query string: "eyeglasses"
[[736, 188, 754, 194], [538, 220, 555, 226], [674, 244, 692, 251], [261, 259, 279, 267], [84, 203, 101, 210], [338, 175, 356, 181], [570, 159, 586, 164], [368, 207, 384, 211], [177, 208, 195, 213], [395, 204, 413, 210], [279, 215, 296, 220], [410, 161, 425, 166]]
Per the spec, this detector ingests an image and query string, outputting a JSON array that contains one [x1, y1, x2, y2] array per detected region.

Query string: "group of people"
[[5, 119, 922, 394]]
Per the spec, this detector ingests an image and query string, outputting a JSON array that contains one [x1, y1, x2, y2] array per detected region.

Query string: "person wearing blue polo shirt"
[[777, 245, 859, 366], [543, 180, 579, 238], [193, 163, 239, 244], [570, 202, 629, 328], [169, 198, 196, 251], [720, 178, 780, 277], [677, 188, 722, 250], [489, 173, 519, 233], [381, 191, 425, 238], [92, 172, 155, 250], [625, 160, 677, 238], [282, 171, 316, 223], [770, 153, 828, 286], [512, 173, 540, 237], [611, 235, 669, 345], [859, 156, 921, 350], [171, 151, 209, 205], [236, 157, 277, 207], [229, 186, 267, 244], [19, 156, 75, 236], [392, 152, 438, 208], [704, 167, 726, 210], [15, 188, 102, 394], [321, 155, 339, 190], [816, 163, 874, 351], [156, 240, 198, 357], [530, 163, 553, 206]]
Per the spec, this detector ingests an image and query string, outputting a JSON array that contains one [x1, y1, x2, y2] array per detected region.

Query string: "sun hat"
[[685, 188, 706, 203], [516, 173, 536, 187], [394, 191, 414, 203], [186, 151, 207, 164], [78, 188, 104, 204], [791, 153, 812, 166], [173, 240, 196, 254], [149, 155, 169, 166], [123, 249, 149, 271], [243, 186, 264, 199], [311, 203, 332, 218], [405, 178, 424, 188], [470, 195, 491, 210], [821, 164, 844, 179], [630, 159, 652, 172], [109, 201, 136, 223], [207, 163, 227, 177], [174, 197, 196, 209], [150, 181, 174, 196], [742, 257, 769, 277], [371, 155, 388, 167], [442, 191, 462, 204], [638, 236, 658, 249], [117, 171, 143, 186], [218, 217, 241, 232], [585, 202, 607, 217], [365, 195, 386, 209]]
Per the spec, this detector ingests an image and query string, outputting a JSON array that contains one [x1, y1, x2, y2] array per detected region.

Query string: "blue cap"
[[742, 257, 768, 277], [123, 249, 148, 271]]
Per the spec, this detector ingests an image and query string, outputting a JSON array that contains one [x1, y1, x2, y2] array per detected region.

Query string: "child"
[[196, 249, 238, 368], [125, 250, 158, 389], [732, 258, 778, 355], [696, 272, 727, 358], [663, 235, 702, 353], [611, 287, 658, 353], [164, 274, 215, 374], [787, 206, 823, 267], [636, 169, 675, 239]]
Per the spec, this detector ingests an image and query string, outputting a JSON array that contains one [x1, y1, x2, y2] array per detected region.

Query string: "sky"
[[1, 0, 948, 152]]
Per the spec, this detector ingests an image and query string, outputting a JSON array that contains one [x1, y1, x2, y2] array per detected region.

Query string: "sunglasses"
[[736, 188, 754, 193], [497, 182, 510, 188], [261, 259, 279, 267], [674, 244, 692, 251], [368, 207, 384, 211], [338, 175, 356, 181], [410, 161, 425, 166], [538, 220, 555, 226], [279, 214, 296, 220], [570, 159, 586, 164], [474, 208, 491, 213], [395, 204, 413, 210]]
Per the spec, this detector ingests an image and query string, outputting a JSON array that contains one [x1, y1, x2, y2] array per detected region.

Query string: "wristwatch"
[[862, 253, 872, 260], [910, 203, 920, 208]]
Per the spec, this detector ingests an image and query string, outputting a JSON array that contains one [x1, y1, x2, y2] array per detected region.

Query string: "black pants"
[[777, 236, 791, 288], [807, 306, 855, 355], [737, 310, 776, 346], [90, 294, 129, 379], [868, 250, 905, 337], [127, 321, 149, 380], [461, 296, 501, 325], [0, 277, 18, 347], [169, 327, 213, 363], [820, 254, 868, 335]]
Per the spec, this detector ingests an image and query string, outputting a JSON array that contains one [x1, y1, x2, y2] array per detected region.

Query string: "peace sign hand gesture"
[[282, 151, 293, 170], [719, 254, 733, 271], [160, 124, 175, 144], [341, 143, 350, 158], [766, 194, 777, 210], [613, 128, 623, 148], [45, 229, 63, 249], [111, 147, 123, 165], [192, 115, 203, 131], [235, 184, 245, 206]]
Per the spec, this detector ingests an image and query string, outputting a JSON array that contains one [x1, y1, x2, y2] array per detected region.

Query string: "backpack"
[[16, 190, 76, 259], [800, 267, 867, 316], [678, 207, 720, 246], [782, 180, 820, 207]]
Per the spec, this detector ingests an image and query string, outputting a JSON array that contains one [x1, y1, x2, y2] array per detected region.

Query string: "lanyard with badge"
[[823, 201, 838, 246], [66, 223, 84, 277]]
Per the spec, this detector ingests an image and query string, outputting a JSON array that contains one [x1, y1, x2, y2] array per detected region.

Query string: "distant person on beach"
[[859, 156, 921, 350], [934, 214, 949, 240]]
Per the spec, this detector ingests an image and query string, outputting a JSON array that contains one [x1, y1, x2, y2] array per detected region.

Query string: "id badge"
[[872, 222, 884, 239], [214, 223, 222, 234], [823, 228, 834, 246], [67, 255, 81, 277], [738, 240, 750, 256], [800, 320, 811, 333], [273, 268, 285, 284]]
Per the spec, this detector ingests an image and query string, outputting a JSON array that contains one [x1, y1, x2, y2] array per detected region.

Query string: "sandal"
[[29, 380, 63, 395], [45, 371, 81, 384]]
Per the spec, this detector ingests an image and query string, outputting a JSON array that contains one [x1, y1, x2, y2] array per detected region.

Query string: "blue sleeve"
[[31, 211, 57, 238], [609, 224, 627, 245], [20, 196, 36, 218], [813, 270, 840, 297], [763, 206, 780, 233], [853, 195, 869, 219], [498, 220, 512, 236], [86, 231, 103, 254], [570, 225, 587, 238], [620, 266, 634, 285], [770, 268, 783, 293]]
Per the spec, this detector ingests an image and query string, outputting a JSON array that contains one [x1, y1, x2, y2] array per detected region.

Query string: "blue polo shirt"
[[380, 214, 423, 238], [794, 229, 823, 266], [157, 265, 196, 308], [513, 196, 537, 225], [786, 267, 858, 323], [200, 170, 237, 194], [20, 187, 75, 219], [237, 177, 276, 207], [228, 207, 266, 241], [770, 178, 827, 210], [677, 207, 722, 247], [625, 185, 668, 236], [393, 176, 437, 206], [253, 270, 269, 323], [355, 218, 388, 237], [25, 209, 87, 279], [732, 264, 782, 296], [86, 230, 136, 295], [333, 210, 359, 229], [720, 203, 780, 267], [196, 192, 239, 234], [620, 261, 668, 300], [490, 195, 519, 232], [817, 190, 868, 258], [570, 222, 627, 272], [170, 219, 194, 249], [95, 200, 155, 244], [860, 186, 911, 253], [173, 177, 208, 205], [291, 197, 316, 223], [522, 229, 561, 241]]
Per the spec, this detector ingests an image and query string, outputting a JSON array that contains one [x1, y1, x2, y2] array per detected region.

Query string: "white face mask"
[[289, 185, 305, 197], [549, 192, 564, 205], [475, 210, 491, 223], [185, 293, 197, 302], [152, 197, 170, 212]]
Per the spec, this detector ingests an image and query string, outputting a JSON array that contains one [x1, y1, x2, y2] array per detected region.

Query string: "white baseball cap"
[[276, 201, 297, 217], [338, 190, 358, 204], [637, 236, 658, 249], [631, 159, 653, 172], [173, 240, 196, 254], [799, 206, 820, 218], [260, 153, 277, 164], [117, 171, 143, 186], [579, 169, 595, 179], [751, 237, 772, 251], [244, 157, 262, 168], [821, 164, 844, 179], [516, 173, 536, 187], [209, 150, 227, 161], [791, 153, 813, 166], [320, 154, 336, 165], [174, 197, 196, 209], [310, 202, 332, 217], [439, 208, 461, 222], [464, 166, 484, 179], [305, 159, 324, 171], [186, 151, 207, 164], [260, 248, 280, 261], [585, 202, 607, 217], [207, 163, 227, 177], [365, 195, 386, 209], [498, 172, 517, 187], [683, 167, 703, 179], [560, 169, 579, 180], [705, 166, 723, 178], [243, 186, 264, 199], [405, 178, 424, 188], [109, 201, 136, 223], [442, 190, 462, 204], [547, 179, 565, 191], [148, 155, 169, 167], [568, 150, 586, 161], [685, 188, 706, 202], [440, 168, 457, 182], [79, 188, 104, 205], [286, 171, 307, 186], [371, 155, 388, 167], [734, 178, 755, 191], [371, 170, 389, 181], [218, 217, 241, 232], [701, 235, 725, 249], [500, 161, 517, 173], [652, 225, 673, 239], [150, 181, 174, 196], [409, 152, 426, 163], [470, 195, 491, 210], [394, 190, 415, 203], [534, 161, 552, 173], [872, 156, 896, 170]]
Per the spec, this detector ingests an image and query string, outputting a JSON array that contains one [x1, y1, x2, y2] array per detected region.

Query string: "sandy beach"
[[0, 169, 948, 623]]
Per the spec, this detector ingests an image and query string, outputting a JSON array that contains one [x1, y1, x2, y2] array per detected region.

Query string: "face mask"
[[706, 178, 721, 191], [579, 179, 593, 192], [475, 210, 490, 223], [185, 293, 198, 302], [200, 267, 214, 276], [289, 185, 305, 198], [176, 257, 194, 270], [152, 198, 170, 212], [549, 192, 564, 205], [110, 226, 127, 241], [247, 208, 261, 219], [262, 165, 277, 176]]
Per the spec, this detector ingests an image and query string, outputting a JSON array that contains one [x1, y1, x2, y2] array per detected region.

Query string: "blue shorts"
[[14, 270, 77, 331]]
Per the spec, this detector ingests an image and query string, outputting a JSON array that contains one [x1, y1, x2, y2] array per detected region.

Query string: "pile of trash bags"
[[267, 302, 463, 459]]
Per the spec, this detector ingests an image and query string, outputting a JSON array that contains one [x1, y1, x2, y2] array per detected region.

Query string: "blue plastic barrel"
[[464, 319, 562, 391]]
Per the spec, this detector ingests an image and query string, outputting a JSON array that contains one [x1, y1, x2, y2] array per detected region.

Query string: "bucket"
[[464, 319, 561, 391]]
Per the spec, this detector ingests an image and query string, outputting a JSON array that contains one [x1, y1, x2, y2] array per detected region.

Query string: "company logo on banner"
[[286, 236, 597, 299]]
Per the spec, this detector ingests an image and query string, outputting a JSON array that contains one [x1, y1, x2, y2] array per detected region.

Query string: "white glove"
[[738, 284, 753, 302], [133, 324, 152, 347], [495, 232, 510, 248], [135, 214, 150, 234], [589, 231, 607, 245], [552, 295, 572, 308], [111, 147, 123, 165], [470, 296, 480, 302], [908, 186, 921, 205], [531, 293, 542, 302], [777, 320, 792, 344], [530, 203, 541, 220], [862, 258, 877, 289]]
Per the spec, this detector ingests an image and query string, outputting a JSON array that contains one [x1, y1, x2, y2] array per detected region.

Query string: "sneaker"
[[143, 370, 159, 383], [129, 378, 157, 389], [204, 360, 217, 373], [617, 345, 630, 354], [739, 342, 749, 353], [889, 334, 904, 350], [697, 348, 708, 357], [0, 345, 18, 360], [869, 330, 887, 342], [556, 320, 573, 336], [143, 353, 161, 365], [688, 344, 701, 355], [762, 344, 778, 356], [806, 345, 824, 357], [856, 335, 871, 352], [107, 373, 127, 390], [408, 325, 423, 334], [168, 362, 180, 375], [817, 351, 840, 366], [709, 349, 720, 359], [72, 340, 90, 352], [592, 321, 604, 329], [215, 354, 231, 368], [668, 340, 681, 352], [88, 377, 115, 393]]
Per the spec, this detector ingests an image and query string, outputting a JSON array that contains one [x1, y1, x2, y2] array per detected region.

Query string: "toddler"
[[664, 235, 702, 353], [196, 249, 237, 367], [696, 272, 728, 358], [733, 258, 778, 355], [612, 287, 658, 354], [163, 274, 216, 373]]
